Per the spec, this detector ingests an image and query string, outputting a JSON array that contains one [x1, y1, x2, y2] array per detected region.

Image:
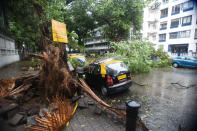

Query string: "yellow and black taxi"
[[68, 54, 86, 67], [85, 58, 132, 95]]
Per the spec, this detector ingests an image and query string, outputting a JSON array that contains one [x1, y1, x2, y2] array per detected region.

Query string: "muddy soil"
[[99, 68, 197, 131]]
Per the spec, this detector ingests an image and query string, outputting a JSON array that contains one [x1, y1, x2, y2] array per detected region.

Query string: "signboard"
[[52, 19, 68, 43]]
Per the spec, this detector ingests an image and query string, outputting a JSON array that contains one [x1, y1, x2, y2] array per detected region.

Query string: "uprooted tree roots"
[[39, 47, 79, 98]]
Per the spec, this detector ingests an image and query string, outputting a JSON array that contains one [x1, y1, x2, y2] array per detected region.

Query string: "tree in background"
[[0, 0, 40, 51], [67, 0, 145, 44], [67, 0, 96, 45], [0, 0, 145, 51], [91, 0, 144, 42]]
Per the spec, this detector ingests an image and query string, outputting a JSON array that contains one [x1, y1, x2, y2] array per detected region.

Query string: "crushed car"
[[85, 57, 132, 95]]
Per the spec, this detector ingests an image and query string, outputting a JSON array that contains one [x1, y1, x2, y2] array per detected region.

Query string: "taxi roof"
[[94, 57, 120, 64]]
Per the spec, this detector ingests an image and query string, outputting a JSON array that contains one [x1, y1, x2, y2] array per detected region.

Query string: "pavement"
[[65, 106, 125, 131]]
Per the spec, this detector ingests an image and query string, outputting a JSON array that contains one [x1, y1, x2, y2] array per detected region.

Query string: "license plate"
[[117, 74, 126, 80]]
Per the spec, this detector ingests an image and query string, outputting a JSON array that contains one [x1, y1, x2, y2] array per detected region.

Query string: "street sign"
[[52, 19, 68, 43]]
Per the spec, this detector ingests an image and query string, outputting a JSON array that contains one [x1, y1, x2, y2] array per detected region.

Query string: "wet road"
[[1, 61, 197, 131], [0, 60, 38, 79], [106, 68, 197, 131]]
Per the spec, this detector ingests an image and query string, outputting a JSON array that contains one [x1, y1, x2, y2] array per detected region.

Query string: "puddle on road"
[[105, 68, 197, 131]]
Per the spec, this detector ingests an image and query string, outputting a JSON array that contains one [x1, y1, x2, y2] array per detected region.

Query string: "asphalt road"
[[103, 68, 197, 131], [1, 61, 197, 131]]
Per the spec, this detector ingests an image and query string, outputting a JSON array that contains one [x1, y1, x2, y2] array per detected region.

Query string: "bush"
[[31, 58, 40, 67], [108, 40, 171, 73]]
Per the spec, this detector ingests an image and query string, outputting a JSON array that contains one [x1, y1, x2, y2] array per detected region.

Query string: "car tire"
[[173, 63, 179, 68], [101, 86, 108, 96]]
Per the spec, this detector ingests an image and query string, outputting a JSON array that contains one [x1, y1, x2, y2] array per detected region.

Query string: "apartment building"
[[84, 27, 110, 55], [142, 0, 197, 56]]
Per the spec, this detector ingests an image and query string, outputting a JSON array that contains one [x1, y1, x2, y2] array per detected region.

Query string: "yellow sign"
[[52, 19, 68, 43]]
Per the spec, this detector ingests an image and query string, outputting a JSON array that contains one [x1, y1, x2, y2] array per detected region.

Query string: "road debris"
[[171, 82, 190, 89]]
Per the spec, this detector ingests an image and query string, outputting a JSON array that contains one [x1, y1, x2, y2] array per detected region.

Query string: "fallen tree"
[[0, 47, 149, 130]]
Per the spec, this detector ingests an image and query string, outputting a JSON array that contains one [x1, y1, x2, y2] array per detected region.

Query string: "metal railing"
[[86, 46, 109, 50], [85, 38, 107, 45]]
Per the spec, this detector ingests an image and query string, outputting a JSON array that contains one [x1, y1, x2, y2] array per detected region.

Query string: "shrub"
[[31, 58, 40, 67], [108, 40, 171, 73]]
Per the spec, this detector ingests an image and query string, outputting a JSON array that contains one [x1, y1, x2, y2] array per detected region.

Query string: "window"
[[153, 35, 156, 41], [160, 8, 168, 18], [160, 22, 167, 30], [170, 32, 179, 39], [195, 29, 197, 39], [180, 30, 190, 38], [162, 0, 169, 3], [159, 34, 166, 42], [182, 15, 192, 26], [171, 18, 179, 28], [171, 4, 180, 15], [182, 1, 193, 12]]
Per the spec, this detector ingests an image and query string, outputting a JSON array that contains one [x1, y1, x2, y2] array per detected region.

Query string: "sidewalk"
[[65, 94, 125, 131], [66, 107, 125, 131]]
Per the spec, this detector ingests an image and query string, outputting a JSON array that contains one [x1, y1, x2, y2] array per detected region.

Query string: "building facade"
[[142, 0, 197, 57], [84, 27, 110, 55]]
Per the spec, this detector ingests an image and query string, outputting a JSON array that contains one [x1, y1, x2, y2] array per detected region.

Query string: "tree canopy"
[[92, 0, 144, 41], [0, 0, 145, 51]]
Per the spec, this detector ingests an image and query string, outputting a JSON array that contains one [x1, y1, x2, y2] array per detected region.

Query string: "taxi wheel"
[[101, 86, 108, 96]]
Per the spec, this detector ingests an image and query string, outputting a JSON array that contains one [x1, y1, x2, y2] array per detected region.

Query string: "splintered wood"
[[0, 79, 15, 97], [29, 96, 73, 131], [79, 78, 126, 119]]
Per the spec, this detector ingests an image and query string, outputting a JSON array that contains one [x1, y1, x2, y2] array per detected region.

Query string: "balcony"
[[170, 25, 178, 29], [86, 46, 109, 51], [182, 22, 191, 27], [171, 11, 180, 15], [85, 38, 107, 45], [160, 27, 167, 30], [160, 15, 168, 18], [159, 40, 166, 42], [183, 7, 193, 12]]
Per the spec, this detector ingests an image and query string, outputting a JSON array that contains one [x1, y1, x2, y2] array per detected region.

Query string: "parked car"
[[172, 56, 197, 68], [68, 54, 87, 77], [85, 58, 132, 95], [68, 54, 86, 67]]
